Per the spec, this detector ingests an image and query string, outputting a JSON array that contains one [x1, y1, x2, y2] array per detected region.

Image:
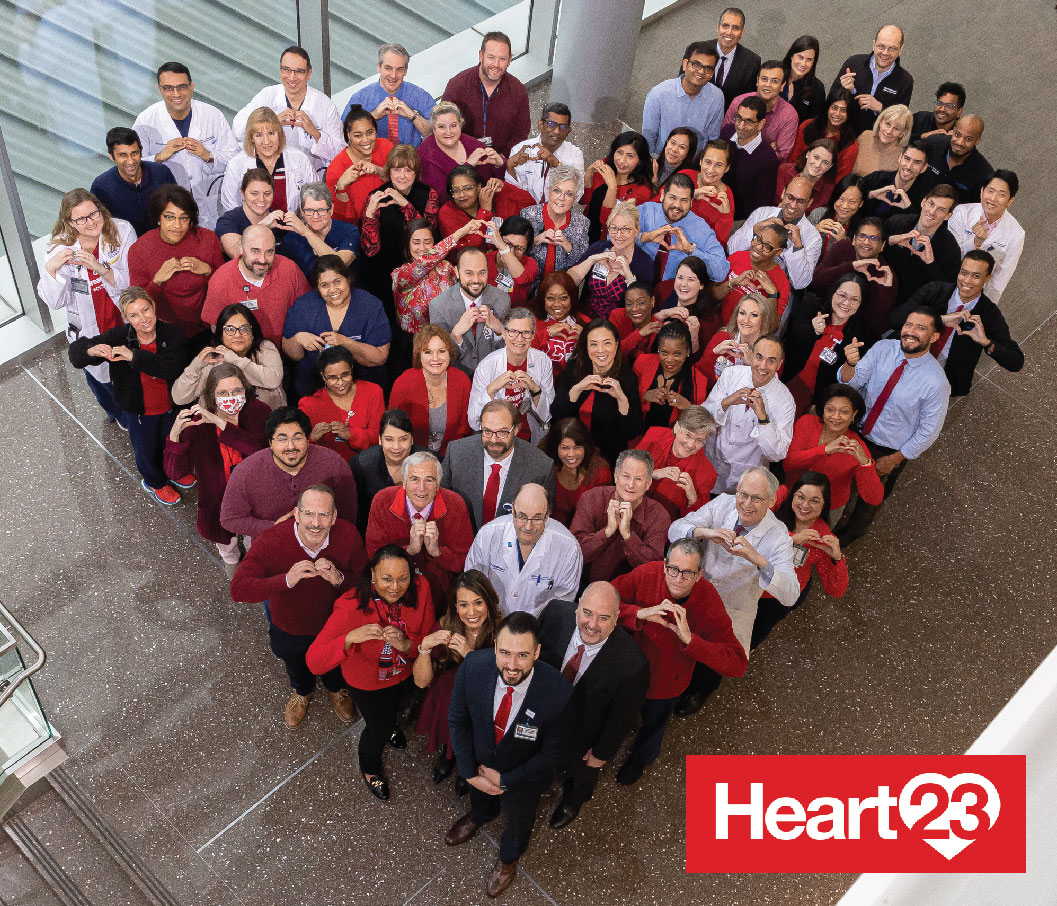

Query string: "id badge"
[[590, 261, 610, 279], [819, 344, 838, 365], [481, 135, 493, 147], [243, 299, 259, 311], [514, 723, 539, 741], [792, 544, 809, 568], [71, 277, 90, 295], [714, 356, 732, 377], [495, 270, 515, 292]]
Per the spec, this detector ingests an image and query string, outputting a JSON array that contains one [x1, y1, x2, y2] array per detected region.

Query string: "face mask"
[[216, 392, 246, 416]]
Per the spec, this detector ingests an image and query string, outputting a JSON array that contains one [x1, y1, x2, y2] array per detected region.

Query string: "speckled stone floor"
[[2, 2, 1054, 904]]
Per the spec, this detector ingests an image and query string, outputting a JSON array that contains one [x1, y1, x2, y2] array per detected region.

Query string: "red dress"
[[782, 414, 884, 509], [720, 249, 791, 322], [298, 382, 385, 462], [552, 459, 612, 526]]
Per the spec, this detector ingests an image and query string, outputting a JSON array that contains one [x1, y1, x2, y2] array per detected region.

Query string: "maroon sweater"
[[570, 486, 670, 583], [809, 239, 899, 339], [230, 518, 366, 636]]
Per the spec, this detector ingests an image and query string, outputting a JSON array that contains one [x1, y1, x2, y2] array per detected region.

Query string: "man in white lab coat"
[[232, 46, 344, 176], [465, 483, 582, 617], [134, 62, 240, 230], [668, 466, 799, 715]]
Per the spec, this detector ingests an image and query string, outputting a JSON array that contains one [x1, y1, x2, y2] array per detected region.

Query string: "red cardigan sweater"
[[632, 355, 709, 427], [365, 487, 474, 609], [782, 414, 885, 509], [635, 426, 717, 521], [614, 561, 747, 699], [306, 575, 434, 690], [229, 518, 366, 636], [388, 368, 472, 457], [298, 382, 385, 462], [764, 486, 849, 598]]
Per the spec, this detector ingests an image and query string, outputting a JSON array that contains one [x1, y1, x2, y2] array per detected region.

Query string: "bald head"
[[511, 483, 550, 546], [950, 114, 984, 160], [873, 25, 904, 70], [779, 177, 813, 223], [514, 482, 548, 514], [240, 223, 276, 278], [575, 581, 621, 645]]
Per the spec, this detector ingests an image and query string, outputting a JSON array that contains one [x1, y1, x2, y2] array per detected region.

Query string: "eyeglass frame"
[[70, 209, 102, 227], [664, 563, 700, 582]]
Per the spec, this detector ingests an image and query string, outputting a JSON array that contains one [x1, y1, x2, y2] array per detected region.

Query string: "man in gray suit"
[[429, 246, 510, 375], [441, 400, 555, 531]]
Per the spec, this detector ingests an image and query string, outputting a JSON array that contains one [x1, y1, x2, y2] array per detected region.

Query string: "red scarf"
[[541, 204, 569, 275]]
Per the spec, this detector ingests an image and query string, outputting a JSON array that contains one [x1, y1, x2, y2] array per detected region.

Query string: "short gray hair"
[[736, 465, 780, 499], [677, 405, 716, 437], [504, 307, 536, 330], [667, 537, 704, 566], [546, 163, 584, 199], [615, 448, 653, 475], [300, 181, 332, 209], [377, 43, 410, 66], [401, 450, 443, 484]]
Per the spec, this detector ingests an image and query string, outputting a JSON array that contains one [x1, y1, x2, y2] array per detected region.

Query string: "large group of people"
[[38, 12, 1027, 899]]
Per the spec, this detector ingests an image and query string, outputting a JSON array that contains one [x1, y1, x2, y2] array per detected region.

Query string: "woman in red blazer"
[[298, 346, 385, 463], [388, 324, 472, 457], [306, 545, 434, 802], [635, 406, 718, 520], [752, 472, 848, 650], [633, 320, 708, 432], [164, 362, 269, 576]]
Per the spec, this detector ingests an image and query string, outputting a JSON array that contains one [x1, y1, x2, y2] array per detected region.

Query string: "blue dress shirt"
[[635, 202, 730, 282], [343, 80, 436, 147]]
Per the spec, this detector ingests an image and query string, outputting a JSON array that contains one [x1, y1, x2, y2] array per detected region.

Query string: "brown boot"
[[328, 689, 356, 723], [284, 692, 311, 728], [486, 858, 518, 898]]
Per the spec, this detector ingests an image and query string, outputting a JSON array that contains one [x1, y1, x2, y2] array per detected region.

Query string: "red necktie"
[[482, 463, 502, 524], [859, 358, 907, 437], [562, 644, 585, 683], [470, 301, 478, 339], [653, 232, 672, 284], [494, 685, 514, 745], [931, 305, 964, 358], [387, 97, 400, 144]]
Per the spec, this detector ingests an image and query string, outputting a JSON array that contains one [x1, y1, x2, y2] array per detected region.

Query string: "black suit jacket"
[[705, 41, 762, 109], [448, 649, 572, 791], [890, 282, 1024, 397], [829, 52, 914, 133], [537, 600, 649, 763]]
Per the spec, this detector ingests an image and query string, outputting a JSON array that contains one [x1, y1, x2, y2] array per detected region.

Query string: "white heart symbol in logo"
[[897, 772, 1001, 860]]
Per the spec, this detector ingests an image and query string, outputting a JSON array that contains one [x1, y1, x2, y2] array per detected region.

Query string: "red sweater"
[[765, 486, 849, 598], [552, 459, 612, 526], [632, 355, 709, 427], [201, 255, 310, 346], [325, 140, 392, 225], [365, 487, 474, 609], [306, 576, 434, 691], [609, 307, 654, 364], [721, 250, 791, 323], [229, 518, 366, 636], [613, 561, 747, 699], [782, 414, 885, 509], [298, 383, 385, 462], [635, 426, 717, 521], [570, 486, 670, 583], [388, 368, 472, 456]]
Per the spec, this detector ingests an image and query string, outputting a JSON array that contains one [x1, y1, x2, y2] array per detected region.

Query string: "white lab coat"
[[947, 203, 1024, 303], [220, 148, 317, 216], [464, 516, 583, 616], [133, 100, 240, 230], [670, 494, 800, 655], [504, 138, 585, 203], [467, 347, 554, 444], [232, 85, 344, 174], [36, 219, 136, 382], [704, 365, 795, 493]]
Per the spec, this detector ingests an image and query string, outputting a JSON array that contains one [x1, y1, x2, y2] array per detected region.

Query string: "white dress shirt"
[[560, 629, 605, 684], [505, 137, 586, 203], [494, 669, 534, 737], [465, 517, 583, 616], [946, 203, 1025, 302], [669, 494, 800, 654], [937, 287, 980, 364], [232, 84, 344, 173], [704, 365, 795, 493], [727, 206, 823, 290]]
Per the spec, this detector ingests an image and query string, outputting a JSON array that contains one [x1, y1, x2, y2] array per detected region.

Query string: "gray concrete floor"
[[2, 1, 1055, 904]]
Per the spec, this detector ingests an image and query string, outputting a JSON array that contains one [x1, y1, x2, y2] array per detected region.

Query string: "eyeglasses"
[[832, 290, 860, 303], [504, 327, 534, 339], [159, 83, 192, 94], [549, 188, 577, 200], [783, 192, 810, 206], [684, 59, 716, 74], [935, 100, 960, 111], [323, 371, 354, 383], [512, 511, 547, 525], [542, 119, 571, 132], [873, 42, 902, 54], [609, 226, 635, 236], [450, 184, 477, 195], [298, 508, 334, 519], [664, 564, 699, 582], [280, 65, 309, 76], [481, 427, 514, 439], [301, 206, 330, 218], [70, 209, 101, 227], [735, 490, 767, 504], [733, 114, 759, 126], [854, 232, 882, 242], [222, 324, 253, 335], [161, 212, 191, 223], [750, 234, 777, 254]]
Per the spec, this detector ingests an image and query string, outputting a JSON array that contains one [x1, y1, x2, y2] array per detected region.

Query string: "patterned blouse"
[[390, 232, 460, 333]]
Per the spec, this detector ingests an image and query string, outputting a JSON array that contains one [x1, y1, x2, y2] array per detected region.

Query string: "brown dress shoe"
[[284, 692, 311, 728], [328, 689, 356, 723], [445, 812, 480, 846], [486, 858, 518, 898]]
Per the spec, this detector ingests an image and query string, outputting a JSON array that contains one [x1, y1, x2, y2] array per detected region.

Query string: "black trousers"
[[750, 580, 811, 650], [352, 678, 412, 775], [837, 440, 908, 545], [560, 757, 602, 809], [268, 624, 344, 696], [683, 662, 725, 703], [469, 782, 544, 863]]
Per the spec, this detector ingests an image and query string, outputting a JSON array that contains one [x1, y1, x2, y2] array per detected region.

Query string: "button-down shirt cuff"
[[758, 562, 775, 587]]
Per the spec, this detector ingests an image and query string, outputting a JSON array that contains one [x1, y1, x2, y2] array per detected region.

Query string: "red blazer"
[[782, 414, 884, 509], [609, 307, 654, 365], [437, 202, 491, 247], [365, 486, 473, 609], [306, 575, 434, 691], [613, 561, 747, 699], [764, 487, 849, 598], [632, 355, 708, 426], [298, 382, 385, 462], [388, 368, 472, 457], [635, 426, 717, 520]]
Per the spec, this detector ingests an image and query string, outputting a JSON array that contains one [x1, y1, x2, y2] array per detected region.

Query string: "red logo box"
[[686, 755, 1025, 873]]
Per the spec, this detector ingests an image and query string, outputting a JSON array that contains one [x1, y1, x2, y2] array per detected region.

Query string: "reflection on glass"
[[0, 225, 22, 326]]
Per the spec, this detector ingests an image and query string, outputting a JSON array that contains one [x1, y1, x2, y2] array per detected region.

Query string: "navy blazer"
[[448, 649, 572, 792]]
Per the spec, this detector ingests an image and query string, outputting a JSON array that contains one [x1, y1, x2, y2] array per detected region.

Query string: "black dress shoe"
[[433, 753, 455, 784], [445, 812, 480, 846], [616, 756, 645, 786], [548, 802, 580, 829], [674, 690, 707, 717], [388, 725, 407, 748], [362, 772, 390, 801], [454, 775, 469, 797]]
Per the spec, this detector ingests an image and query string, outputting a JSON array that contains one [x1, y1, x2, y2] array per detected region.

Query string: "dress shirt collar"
[[294, 524, 330, 558], [494, 669, 533, 725], [949, 286, 980, 311], [869, 54, 895, 80], [461, 288, 482, 310], [406, 497, 435, 521], [736, 133, 763, 154]]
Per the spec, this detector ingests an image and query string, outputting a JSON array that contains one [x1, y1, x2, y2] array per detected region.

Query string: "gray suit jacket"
[[441, 435, 556, 531], [428, 284, 510, 375]]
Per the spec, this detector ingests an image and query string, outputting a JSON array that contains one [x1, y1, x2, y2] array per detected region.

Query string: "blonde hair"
[[49, 188, 119, 251], [724, 292, 778, 336], [243, 107, 287, 156], [606, 200, 640, 231], [118, 286, 154, 317], [873, 104, 912, 147], [429, 100, 464, 127]]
